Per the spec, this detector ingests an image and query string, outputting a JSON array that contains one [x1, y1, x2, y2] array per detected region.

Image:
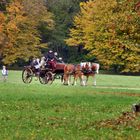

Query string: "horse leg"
[[93, 74, 96, 86], [62, 78, 65, 85], [61, 74, 64, 83], [84, 75, 89, 86], [80, 74, 85, 86], [63, 74, 68, 85], [62, 74, 66, 85], [69, 75, 72, 84], [73, 74, 78, 86], [67, 75, 71, 85]]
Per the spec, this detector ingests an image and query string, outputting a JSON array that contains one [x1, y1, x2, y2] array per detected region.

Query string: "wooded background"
[[0, 0, 140, 73]]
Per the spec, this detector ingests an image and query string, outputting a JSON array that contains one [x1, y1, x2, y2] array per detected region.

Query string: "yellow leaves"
[[79, 2, 84, 7], [7, 22, 18, 32], [0, 0, 54, 64], [7, 4, 21, 14], [6, 0, 24, 17], [66, 38, 79, 47], [66, 0, 140, 72]]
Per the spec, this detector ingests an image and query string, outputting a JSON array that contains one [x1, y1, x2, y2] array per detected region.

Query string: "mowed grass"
[[0, 70, 140, 140]]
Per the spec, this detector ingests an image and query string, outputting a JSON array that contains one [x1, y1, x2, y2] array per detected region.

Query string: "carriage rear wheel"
[[45, 71, 55, 85], [22, 68, 33, 83], [39, 71, 48, 84]]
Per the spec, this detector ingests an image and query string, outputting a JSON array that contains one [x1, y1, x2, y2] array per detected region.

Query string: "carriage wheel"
[[45, 71, 55, 85], [22, 68, 33, 83], [39, 73, 48, 84]]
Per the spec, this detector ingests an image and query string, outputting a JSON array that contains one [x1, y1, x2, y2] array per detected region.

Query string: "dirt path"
[[92, 86, 140, 97], [95, 86, 140, 91]]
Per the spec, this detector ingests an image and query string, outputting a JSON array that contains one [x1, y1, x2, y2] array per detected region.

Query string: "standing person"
[[1, 65, 8, 82]]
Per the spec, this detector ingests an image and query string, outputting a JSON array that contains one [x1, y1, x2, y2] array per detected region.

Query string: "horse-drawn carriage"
[[22, 58, 100, 86], [22, 63, 65, 84]]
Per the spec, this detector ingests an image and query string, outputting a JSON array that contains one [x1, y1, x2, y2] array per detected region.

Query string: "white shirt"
[[2, 68, 8, 76]]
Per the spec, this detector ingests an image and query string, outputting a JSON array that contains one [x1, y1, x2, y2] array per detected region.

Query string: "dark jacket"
[[45, 52, 55, 61]]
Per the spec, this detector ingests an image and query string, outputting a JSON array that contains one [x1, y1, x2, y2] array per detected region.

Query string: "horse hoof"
[[63, 83, 68, 86], [81, 84, 85, 86]]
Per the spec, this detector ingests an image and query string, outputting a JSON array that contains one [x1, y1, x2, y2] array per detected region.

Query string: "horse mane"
[[80, 62, 100, 73], [80, 62, 91, 68]]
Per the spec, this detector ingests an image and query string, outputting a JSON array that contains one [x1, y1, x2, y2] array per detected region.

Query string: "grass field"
[[0, 70, 140, 140]]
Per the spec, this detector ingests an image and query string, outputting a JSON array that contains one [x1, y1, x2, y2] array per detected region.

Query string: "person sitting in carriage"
[[54, 52, 59, 61], [57, 57, 64, 63], [45, 50, 56, 71], [54, 52, 64, 63], [31, 57, 40, 72]]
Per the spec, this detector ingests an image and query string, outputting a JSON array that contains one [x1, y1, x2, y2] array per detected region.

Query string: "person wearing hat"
[[45, 50, 54, 61], [45, 50, 56, 71], [54, 52, 59, 61]]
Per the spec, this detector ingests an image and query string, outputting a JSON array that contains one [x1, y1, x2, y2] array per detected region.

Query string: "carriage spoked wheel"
[[22, 68, 33, 83], [45, 71, 55, 85], [39, 76, 47, 84], [39, 71, 48, 85]]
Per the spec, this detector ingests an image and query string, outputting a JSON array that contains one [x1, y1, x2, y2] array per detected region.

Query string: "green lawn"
[[0, 70, 140, 140]]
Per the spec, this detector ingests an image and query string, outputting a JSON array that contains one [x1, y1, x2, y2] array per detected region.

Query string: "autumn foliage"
[[0, 0, 54, 64], [66, 0, 140, 72]]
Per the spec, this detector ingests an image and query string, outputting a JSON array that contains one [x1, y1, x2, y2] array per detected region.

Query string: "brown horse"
[[81, 62, 100, 86], [63, 64, 85, 86]]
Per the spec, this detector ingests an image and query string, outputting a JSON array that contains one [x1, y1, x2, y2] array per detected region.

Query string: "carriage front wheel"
[[22, 68, 33, 84]]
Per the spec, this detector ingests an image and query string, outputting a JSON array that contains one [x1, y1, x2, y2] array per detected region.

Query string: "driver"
[[45, 50, 56, 71], [45, 50, 54, 61]]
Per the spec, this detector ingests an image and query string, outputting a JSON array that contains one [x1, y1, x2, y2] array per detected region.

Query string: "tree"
[[0, 12, 6, 56], [66, 0, 140, 72], [0, 0, 54, 64], [44, 0, 88, 62]]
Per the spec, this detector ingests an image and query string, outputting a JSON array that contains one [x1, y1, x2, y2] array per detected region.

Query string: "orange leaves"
[[0, 12, 5, 23], [0, 0, 54, 64], [0, 12, 6, 54], [6, 1, 23, 14], [0, 12, 5, 32]]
